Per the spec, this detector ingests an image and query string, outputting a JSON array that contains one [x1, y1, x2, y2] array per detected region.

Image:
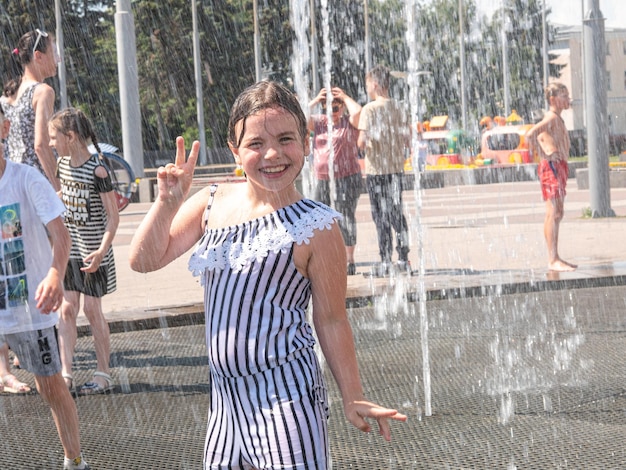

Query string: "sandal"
[[62, 373, 77, 396], [2, 374, 32, 394], [79, 371, 114, 395]]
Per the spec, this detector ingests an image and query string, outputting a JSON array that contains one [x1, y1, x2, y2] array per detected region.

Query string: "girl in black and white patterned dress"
[[50, 108, 119, 396]]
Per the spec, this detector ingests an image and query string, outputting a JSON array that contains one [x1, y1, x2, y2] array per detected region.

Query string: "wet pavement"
[[3, 178, 626, 468]]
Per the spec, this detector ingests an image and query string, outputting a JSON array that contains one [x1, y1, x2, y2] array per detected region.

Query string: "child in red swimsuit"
[[527, 82, 577, 272]]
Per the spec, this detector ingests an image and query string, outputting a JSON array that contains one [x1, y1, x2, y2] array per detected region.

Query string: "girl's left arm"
[[99, 181, 120, 252], [307, 224, 406, 441], [307, 225, 360, 398], [33, 84, 60, 191], [82, 166, 119, 273]]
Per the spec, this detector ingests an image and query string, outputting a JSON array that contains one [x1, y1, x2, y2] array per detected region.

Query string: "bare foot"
[[2, 374, 32, 394], [548, 259, 577, 272], [564, 260, 578, 269]]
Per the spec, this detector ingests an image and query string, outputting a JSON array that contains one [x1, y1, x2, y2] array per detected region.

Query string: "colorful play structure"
[[404, 111, 539, 172], [476, 110, 538, 166], [405, 115, 474, 172]]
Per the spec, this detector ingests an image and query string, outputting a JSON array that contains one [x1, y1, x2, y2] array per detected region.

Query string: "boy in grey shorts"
[[0, 106, 90, 470]]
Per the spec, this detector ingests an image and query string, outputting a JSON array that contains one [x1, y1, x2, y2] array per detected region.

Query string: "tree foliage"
[[314, 0, 366, 101], [0, 0, 562, 161]]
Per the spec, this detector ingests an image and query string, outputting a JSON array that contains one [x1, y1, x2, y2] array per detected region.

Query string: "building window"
[[623, 41, 626, 54], [607, 71, 611, 91]]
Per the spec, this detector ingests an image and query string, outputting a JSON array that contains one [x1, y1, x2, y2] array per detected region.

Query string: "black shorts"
[[64, 258, 110, 297]]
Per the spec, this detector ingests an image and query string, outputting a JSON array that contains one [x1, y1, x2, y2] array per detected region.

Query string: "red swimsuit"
[[538, 158, 568, 201]]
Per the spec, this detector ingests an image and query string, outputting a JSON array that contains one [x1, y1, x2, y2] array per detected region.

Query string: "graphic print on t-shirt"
[[0, 203, 28, 309], [1, 203, 22, 239], [63, 180, 90, 226]]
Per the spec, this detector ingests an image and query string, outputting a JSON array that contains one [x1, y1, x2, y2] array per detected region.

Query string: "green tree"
[[412, 0, 472, 126], [200, 0, 257, 149], [0, 1, 59, 94], [492, 0, 559, 121], [61, 2, 119, 143], [0, 1, 121, 147], [308, 0, 366, 100], [369, 0, 409, 73]]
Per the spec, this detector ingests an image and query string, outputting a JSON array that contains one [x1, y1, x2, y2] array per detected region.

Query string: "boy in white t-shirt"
[[0, 107, 90, 469]]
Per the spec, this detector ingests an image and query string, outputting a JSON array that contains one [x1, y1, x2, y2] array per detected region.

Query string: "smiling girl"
[[129, 81, 406, 469]]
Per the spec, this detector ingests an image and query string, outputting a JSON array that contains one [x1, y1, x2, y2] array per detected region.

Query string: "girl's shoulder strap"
[[21, 82, 40, 100], [203, 183, 218, 230]]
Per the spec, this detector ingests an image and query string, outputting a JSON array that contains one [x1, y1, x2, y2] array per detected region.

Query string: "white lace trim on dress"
[[188, 202, 340, 279]]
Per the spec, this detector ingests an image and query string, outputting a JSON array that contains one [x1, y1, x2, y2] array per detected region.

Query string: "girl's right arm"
[[129, 137, 203, 273]]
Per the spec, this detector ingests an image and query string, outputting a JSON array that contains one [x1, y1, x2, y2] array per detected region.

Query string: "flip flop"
[[2, 374, 32, 394], [79, 371, 114, 395]]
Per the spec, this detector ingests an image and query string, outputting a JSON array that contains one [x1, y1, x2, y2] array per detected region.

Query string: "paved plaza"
[[3, 179, 626, 468]]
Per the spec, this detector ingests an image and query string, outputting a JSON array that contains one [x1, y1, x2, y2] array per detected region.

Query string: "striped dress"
[[189, 193, 341, 469], [58, 154, 116, 294]]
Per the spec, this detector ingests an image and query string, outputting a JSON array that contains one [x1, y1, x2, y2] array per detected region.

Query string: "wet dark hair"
[[366, 65, 390, 90], [227, 81, 307, 148], [3, 30, 53, 98], [49, 108, 102, 154]]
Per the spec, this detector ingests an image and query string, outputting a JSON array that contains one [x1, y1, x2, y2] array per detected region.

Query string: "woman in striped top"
[[50, 108, 119, 396], [130, 81, 406, 469]]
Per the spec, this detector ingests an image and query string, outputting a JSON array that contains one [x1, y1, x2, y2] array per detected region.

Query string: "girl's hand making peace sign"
[[156, 137, 200, 204]]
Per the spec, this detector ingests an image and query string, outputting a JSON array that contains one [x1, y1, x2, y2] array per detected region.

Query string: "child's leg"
[[0, 342, 8, 392], [36, 372, 82, 459], [545, 197, 575, 271], [544, 198, 559, 263], [0, 341, 31, 393], [0, 342, 11, 378], [235, 351, 329, 469], [58, 291, 81, 385], [6, 328, 86, 465], [204, 373, 241, 468], [82, 295, 111, 388]]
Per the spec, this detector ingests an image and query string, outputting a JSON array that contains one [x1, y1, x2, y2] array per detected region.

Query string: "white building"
[[551, 24, 626, 142]]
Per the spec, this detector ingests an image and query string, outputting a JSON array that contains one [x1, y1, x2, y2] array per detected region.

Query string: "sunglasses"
[[322, 103, 342, 113], [32, 29, 49, 56]]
